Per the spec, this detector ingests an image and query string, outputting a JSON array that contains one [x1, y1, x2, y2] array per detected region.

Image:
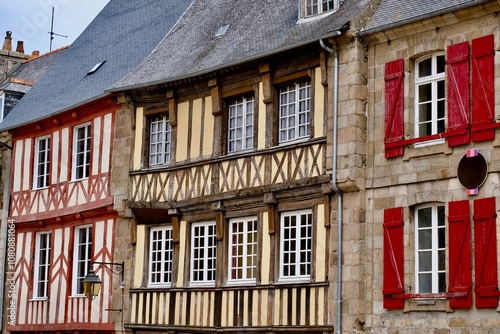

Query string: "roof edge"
[[108, 29, 345, 93], [358, 0, 491, 37], [0, 92, 110, 132]]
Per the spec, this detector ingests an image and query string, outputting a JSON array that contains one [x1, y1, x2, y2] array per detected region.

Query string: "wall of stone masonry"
[[109, 95, 135, 333], [326, 31, 368, 333], [364, 2, 500, 333]]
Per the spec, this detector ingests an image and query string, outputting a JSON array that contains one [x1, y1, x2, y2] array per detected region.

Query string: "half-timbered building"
[[110, 0, 376, 333], [0, 1, 193, 333], [362, 0, 500, 332]]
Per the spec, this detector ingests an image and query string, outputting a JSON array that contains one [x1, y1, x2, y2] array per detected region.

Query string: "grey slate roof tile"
[[111, 0, 373, 91], [0, 0, 194, 131], [361, 0, 492, 35]]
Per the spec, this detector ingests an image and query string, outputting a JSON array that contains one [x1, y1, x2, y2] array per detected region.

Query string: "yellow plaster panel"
[[177, 220, 187, 285], [134, 225, 146, 288], [133, 107, 144, 170], [260, 289, 268, 326], [317, 288, 325, 325], [261, 212, 270, 284], [203, 97, 214, 156], [314, 67, 325, 138], [177, 102, 190, 162], [258, 82, 266, 149], [315, 204, 326, 281], [190, 99, 202, 159]]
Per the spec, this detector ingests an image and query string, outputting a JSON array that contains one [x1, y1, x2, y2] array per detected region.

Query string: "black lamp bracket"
[[92, 261, 124, 284]]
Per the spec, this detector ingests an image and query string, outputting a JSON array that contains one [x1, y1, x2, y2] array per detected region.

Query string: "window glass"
[[191, 222, 216, 285], [415, 54, 446, 142], [228, 96, 254, 153], [149, 226, 173, 286], [305, 0, 335, 17], [280, 209, 312, 281], [415, 204, 446, 293], [228, 217, 258, 284], [73, 124, 91, 180], [73, 226, 92, 295], [34, 136, 50, 189], [34, 232, 51, 298], [149, 115, 172, 166], [279, 81, 311, 143]]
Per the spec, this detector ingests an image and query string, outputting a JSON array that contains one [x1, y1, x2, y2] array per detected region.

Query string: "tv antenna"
[[48, 7, 67, 51]]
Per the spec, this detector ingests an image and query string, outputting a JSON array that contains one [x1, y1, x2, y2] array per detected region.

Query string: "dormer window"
[[303, 0, 336, 18]]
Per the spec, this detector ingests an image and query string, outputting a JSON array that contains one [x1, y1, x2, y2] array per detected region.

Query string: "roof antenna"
[[48, 7, 67, 51]]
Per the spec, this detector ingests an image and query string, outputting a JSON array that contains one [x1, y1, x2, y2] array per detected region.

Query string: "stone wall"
[[364, 3, 500, 332]]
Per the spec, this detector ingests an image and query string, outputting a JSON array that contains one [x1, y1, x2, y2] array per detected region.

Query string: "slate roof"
[[111, 0, 373, 91], [0, 46, 68, 94], [0, 0, 194, 131], [360, 0, 492, 35]]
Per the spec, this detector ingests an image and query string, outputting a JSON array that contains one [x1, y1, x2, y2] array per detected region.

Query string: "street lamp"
[[82, 261, 124, 300]]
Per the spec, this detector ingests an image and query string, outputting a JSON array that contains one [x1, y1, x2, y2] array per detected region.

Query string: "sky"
[[0, 0, 109, 55]]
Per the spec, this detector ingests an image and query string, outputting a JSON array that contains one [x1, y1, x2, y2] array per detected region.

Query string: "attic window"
[[215, 24, 229, 38], [87, 60, 106, 75], [302, 0, 337, 18]]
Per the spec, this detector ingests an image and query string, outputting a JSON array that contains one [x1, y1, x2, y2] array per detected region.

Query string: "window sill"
[[29, 297, 48, 302], [404, 298, 452, 313]]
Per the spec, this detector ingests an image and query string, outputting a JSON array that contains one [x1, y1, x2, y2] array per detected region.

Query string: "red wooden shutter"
[[471, 35, 495, 142], [447, 42, 470, 147], [383, 207, 404, 309], [473, 197, 499, 308], [448, 200, 472, 308], [384, 59, 404, 158]]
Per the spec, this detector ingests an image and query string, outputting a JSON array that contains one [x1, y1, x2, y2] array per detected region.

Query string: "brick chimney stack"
[[2, 31, 12, 51], [16, 41, 24, 54]]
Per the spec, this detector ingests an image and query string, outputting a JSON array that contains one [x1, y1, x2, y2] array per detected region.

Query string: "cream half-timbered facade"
[[124, 45, 335, 333], [7, 97, 120, 333]]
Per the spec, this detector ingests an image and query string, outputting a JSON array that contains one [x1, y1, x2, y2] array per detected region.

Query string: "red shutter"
[[448, 200, 472, 308], [471, 35, 495, 142], [473, 197, 499, 308], [383, 207, 404, 309], [384, 59, 404, 158], [447, 42, 470, 147]]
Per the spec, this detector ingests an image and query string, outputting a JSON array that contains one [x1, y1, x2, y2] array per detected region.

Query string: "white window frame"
[[149, 226, 173, 287], [34, 232, 51, 299], [304, 0, 336, 18], [72, 123, 91, 180], [33, 136, 50, 189], [0, 94, 4, 123], [149, 115, 172, 167], [279, 81, 311, 144], [414, 53, 446, 147], [415, 204, 446, 294], [227, 216, 258, 285], [190, 221, 216, 286], [227, 96, 254, 153], [72, 225, 92, 296], [279, 209, 312, 282]]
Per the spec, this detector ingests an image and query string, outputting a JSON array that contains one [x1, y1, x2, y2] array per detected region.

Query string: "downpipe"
[[319, 37, 343, 334]]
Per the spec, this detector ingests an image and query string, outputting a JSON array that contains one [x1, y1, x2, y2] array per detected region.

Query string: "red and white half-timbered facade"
[[6, 96, 120, 333]]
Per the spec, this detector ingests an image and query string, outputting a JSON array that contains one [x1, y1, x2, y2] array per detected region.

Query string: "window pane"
[[418, 58, 432, 77]]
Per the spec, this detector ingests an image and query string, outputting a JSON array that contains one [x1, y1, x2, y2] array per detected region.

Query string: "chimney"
[[32, 50, 40, 57], [2, 31, 12, 51], [16, 41, 24, 54]]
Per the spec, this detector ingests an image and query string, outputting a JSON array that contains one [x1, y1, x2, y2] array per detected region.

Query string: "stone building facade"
[[362, 0, 500, 332]]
